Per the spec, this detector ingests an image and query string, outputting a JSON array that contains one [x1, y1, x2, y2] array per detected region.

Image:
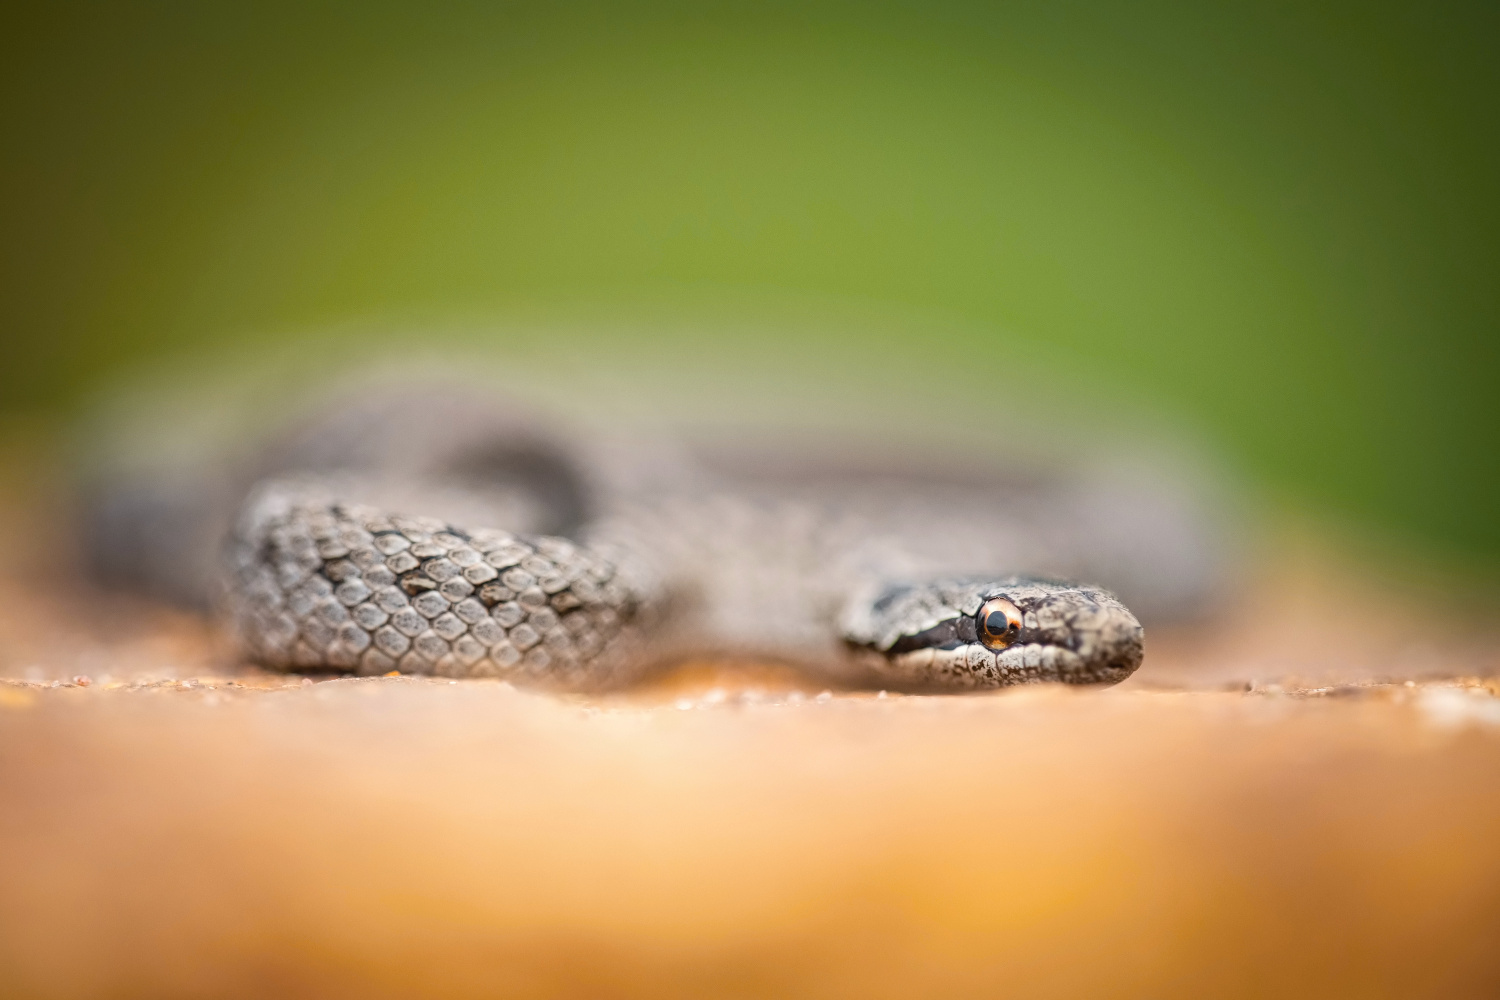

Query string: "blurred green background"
[[2, 2, 1496, 570]]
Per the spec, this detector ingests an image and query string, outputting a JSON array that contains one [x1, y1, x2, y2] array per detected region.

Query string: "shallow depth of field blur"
[[1, 3, 1498, 999]]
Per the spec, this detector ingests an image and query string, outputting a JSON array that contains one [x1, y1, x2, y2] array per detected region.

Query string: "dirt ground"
[[2, 441, 1498, 999]]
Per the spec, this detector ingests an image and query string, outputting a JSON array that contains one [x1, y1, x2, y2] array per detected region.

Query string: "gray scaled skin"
[[83, 373, 1180, 692], [227, 481, 654, 689]]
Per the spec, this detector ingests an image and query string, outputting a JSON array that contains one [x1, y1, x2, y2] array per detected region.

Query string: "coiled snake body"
[[84, 377, 1225, 691]]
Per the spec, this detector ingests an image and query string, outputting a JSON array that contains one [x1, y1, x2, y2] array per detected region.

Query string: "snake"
[[79, 371, 1226, 691]]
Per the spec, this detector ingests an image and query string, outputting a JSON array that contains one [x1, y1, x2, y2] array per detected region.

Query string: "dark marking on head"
[[887, 615, 978, 653]]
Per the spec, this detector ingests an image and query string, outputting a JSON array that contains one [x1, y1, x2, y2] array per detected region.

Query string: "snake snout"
[[1007, 588, 1144, 684]]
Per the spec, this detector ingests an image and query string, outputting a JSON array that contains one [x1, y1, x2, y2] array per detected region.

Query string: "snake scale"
[[81, 371, 1226, 691]]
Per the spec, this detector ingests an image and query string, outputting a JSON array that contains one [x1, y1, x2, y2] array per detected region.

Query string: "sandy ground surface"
[[2, 441, 1499, 999]]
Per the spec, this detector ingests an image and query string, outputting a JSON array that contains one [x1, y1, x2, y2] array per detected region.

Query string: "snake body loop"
[[84, 374, 1229, 691]]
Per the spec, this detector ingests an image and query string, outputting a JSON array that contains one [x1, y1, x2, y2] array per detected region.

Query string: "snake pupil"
[[976, 596, 1022, 650]]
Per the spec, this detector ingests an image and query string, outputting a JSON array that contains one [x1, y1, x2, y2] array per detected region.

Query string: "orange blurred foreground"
[[2, 438, 1499, 998], [3, 676, 1500, 999]]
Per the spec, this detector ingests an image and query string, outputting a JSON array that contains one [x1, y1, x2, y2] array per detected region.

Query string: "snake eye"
[[976, 597, 1023, 650]]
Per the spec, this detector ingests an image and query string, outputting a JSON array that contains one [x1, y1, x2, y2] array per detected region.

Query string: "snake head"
[[840, 577, 1144, 690]]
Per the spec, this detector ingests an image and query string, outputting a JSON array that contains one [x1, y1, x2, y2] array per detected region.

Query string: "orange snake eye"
[[976, 597, 1023, 650]]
